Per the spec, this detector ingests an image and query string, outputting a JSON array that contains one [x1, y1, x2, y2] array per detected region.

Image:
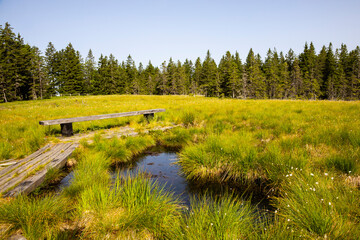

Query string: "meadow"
[[0, 95, 359, 239]]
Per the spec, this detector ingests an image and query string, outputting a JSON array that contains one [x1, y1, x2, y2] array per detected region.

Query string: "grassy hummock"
[[0, 95, 359, 239]]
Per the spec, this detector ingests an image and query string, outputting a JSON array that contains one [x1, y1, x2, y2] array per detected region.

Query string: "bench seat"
[[39, 109, 165, 136]]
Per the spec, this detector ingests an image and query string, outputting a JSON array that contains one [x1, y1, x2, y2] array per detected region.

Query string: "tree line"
[[1, 22, 360, 102]]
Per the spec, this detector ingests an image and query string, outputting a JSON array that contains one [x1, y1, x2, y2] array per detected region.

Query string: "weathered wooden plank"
[[4, 143, 78, 197], [49, 143, 78, 169], [0, 143, 71, 194], [0, 144, 52, 178], [0, 161, 17, 167], [0, 143, 72, 194], [39, 109, 166, 125], [0, 144, 62, 186]]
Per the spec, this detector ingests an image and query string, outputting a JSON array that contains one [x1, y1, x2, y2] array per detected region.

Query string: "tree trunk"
[[3, 89, 7, 103]]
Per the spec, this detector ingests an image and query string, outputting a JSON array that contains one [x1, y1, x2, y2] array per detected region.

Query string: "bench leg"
[[144, 113, 154, 123], [60, 123, 73, 137]]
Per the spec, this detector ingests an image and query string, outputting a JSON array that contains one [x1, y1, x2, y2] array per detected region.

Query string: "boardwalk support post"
[[144, 113, 154, 122], [61, 123, 73, 137]]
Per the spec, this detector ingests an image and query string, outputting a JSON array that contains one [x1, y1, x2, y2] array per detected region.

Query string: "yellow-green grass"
[[1, 95, 360, 239], [0, 194, 70, 239], [1, 95, 359, 161]]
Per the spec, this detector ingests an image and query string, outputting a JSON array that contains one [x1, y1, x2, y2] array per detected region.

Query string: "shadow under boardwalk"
[[0, 143, 78, 197]]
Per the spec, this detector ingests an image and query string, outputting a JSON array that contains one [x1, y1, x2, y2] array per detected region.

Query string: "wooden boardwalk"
[[0, 143, 78, 197], [0, 124, 176, 197]]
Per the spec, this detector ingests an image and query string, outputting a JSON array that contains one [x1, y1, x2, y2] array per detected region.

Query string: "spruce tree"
[[84, 49, 96, 94], [202, 50, 219, 97], [158, 61, 168, 95], [279, 52, 290, 98], [183, 59, 193, 94], [245, 49, 266, 98], [317, 45, 327, 98], [324, 43, 337, 99], [0, 23, 17, 102], [167, 58, 177, 94], [44, 42, 57, 96], [348, 47, 360, 99], [264, 49, 281, 98], [192, 58, 202, 95], [59, 43, 84, 95], [30, 47, 47, 99], [174, 60, 187, 95]]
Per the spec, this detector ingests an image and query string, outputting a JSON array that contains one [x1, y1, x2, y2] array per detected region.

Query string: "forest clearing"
[[0, 95, 359, 239]]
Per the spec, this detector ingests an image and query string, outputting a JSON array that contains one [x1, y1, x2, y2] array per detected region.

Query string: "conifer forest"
[[1, 22, 360, 102]]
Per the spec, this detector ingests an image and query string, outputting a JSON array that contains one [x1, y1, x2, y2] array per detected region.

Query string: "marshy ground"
[[0, 95, 359, 239]]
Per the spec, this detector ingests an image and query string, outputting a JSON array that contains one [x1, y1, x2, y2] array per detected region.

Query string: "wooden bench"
[[39, 109, 166, 137]]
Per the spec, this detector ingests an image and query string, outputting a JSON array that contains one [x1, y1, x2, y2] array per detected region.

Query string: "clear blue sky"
[[1, 0, 359, 67]]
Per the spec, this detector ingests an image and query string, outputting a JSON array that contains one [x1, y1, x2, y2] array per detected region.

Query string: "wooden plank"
[[0, 144, 52, 178], [4, 143, 79, 197], [0, 161, 17, 167], [0, 144, 62, 186], [0, 143, 72, 194], [39, 109, 166, 125]]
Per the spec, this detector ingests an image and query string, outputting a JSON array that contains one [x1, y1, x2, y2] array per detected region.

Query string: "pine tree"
[[201, 50, 219, 97], [44, 42, 57, 96], [299, 42, 320, 99], [84, 49, 96, 94], [192, 58, 202, 95], [317, 45, 327, 98], [264, 48, 281, 98], [338, 44, 350, 99], [245, 49, 266, 98], [335, 48, 347, 99], [183, 59, 193, 94], [279, 52, 290, 98], [125, 55, 137, 94], [58, 43, 84, 95], [233, 52, 243, 98], [143, 61, 158, 94], [348, 47, 360, 99], [0, 23, 17, 102], [108, 54, 120, 94], [158, 61, 168, 95], [174, 61, 187, 95], [30, 47, 47, 99], [167, 58, 177, 94], [324, 43, 337, 99]]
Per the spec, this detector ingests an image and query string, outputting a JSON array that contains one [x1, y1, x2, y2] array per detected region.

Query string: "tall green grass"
[[179, 131, 260, 184], [1, 95, 360, 238], [84, 134, 156, 164], [63, 150, 111, 197], [177, 194, 257, 240], [76, 174, 182, 239], [0, 195, 69, 240], [273, 170, 360, 239]]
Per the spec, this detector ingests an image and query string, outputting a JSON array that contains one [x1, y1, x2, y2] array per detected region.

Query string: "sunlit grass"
[[0, 194, 70, 239], [273, 170, 360, 239], [76, 174, 182, 239], [177, 193, 257, 240], [0, 95, 360, 238]]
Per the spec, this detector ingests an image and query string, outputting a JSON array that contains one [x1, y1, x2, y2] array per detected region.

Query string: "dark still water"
[[116, 151, 192, 205], [58, 147, 270, 209]]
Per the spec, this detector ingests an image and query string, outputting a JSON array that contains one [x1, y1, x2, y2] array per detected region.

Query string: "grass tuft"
[[0, 194, 69, 240]]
